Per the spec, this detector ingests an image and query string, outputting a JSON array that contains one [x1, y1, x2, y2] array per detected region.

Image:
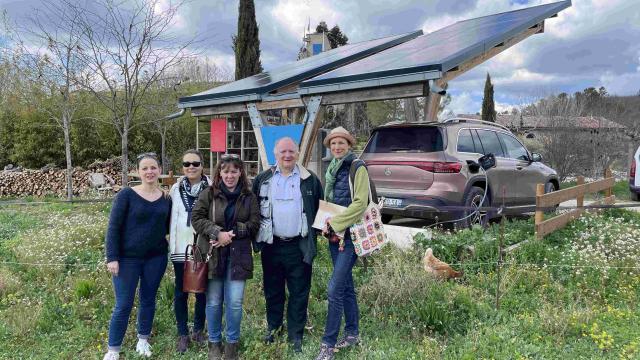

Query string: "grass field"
[[1, 202, 639, 359]]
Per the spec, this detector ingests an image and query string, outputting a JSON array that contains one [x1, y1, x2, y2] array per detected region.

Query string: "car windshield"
[[363, 127, 444, 153]]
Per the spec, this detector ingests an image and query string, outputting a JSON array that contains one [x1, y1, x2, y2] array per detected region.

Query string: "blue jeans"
[[322, 235, 359, 347], [206, 261, 246, 343], [173, 261, 206, 336], [108, 255, 168, 351]]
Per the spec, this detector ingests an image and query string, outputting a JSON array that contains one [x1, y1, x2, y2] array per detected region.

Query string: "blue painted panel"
[[260, 125, 305, 166]]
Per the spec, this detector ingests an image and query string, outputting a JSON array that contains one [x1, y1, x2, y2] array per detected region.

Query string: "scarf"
[[179, 175, 208, 226], [324, 151, 354, 202], [220, 183, 242, 231]]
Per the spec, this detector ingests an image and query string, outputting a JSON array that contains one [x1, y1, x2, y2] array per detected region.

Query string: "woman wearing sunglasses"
[[191, 154, 260, 360], [168, 149, 212, 353], [103, 153, 172, 360]]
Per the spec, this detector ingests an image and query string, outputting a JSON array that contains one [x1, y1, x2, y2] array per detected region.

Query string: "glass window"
[[364, 127, 444, 153], [456, 129, 477, 153], [476, 130, 505, 157], [498, 133, 529, 161]]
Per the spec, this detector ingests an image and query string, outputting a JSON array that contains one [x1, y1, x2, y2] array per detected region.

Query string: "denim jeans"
[[108, 255, 168, 351], [172, 261, 206, 336], [321, 234, 359, 347], [206, 260, 246, 343]]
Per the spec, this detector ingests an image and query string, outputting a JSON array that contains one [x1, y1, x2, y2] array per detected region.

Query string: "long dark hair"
[[212, 156, 251, 194]]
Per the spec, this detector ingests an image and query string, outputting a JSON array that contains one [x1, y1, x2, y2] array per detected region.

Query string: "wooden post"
[[535, 183, 545, 240], [605, 167, 613, 198], [576, 176, 585, 209]]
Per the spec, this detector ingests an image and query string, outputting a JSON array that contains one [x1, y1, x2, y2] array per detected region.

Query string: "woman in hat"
[[315, 127, 371, 360]]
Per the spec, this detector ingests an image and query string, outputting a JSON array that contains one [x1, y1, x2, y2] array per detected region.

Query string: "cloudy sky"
[[1, 0, 639, 114]]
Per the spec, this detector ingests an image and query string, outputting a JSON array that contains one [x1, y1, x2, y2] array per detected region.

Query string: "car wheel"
[[544, 182, 558, 213], [381, 214, 393, 224], [458, 186, 489, 229], [631, 191, 640, 202]]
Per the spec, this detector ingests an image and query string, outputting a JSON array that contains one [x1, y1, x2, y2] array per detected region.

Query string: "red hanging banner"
[[210, 118, 227, 152]]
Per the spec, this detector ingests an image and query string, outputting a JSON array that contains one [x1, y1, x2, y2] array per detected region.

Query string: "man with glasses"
[[252, 137, 323, 353]]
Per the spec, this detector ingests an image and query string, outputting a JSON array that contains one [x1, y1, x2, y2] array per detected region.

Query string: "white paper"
[[312, 200, 347, 232]]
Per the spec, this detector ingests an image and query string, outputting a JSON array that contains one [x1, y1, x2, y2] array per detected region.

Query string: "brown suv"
[[360, 118, 559, 227]]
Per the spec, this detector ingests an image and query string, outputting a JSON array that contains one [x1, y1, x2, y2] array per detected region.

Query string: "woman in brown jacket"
[[191, 155, 260, 360]]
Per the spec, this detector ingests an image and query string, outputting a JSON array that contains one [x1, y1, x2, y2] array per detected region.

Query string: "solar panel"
[[299, 1, 570, 93], [178, 30, 422, 108]]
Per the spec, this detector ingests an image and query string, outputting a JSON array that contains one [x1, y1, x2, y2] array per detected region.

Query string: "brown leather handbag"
[[182, 240, 211, 293]]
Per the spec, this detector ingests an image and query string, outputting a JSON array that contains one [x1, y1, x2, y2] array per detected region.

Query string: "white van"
[[631, 145, 640, 201]]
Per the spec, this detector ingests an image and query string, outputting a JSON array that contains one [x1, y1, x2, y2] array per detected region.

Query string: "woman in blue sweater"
[[103, 153, 172, 360]]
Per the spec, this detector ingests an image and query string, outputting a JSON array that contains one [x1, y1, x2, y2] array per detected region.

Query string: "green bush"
[[74, 278, 97, 300]]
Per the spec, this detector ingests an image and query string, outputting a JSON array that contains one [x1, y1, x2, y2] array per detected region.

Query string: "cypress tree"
[[482, 73, 496, 122], [233, 0, 263, 80]]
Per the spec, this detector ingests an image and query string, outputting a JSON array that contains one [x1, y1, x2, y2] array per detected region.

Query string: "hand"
[[107, 261, 119, 276], [322, 217, 332, 237], [213, 230, 235, 248]]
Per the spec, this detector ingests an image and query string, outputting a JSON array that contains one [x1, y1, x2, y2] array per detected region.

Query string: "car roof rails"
[[441, 117, 511, 132]]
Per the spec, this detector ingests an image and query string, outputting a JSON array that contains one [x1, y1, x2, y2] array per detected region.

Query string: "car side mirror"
[[531, 153, 542, 162]]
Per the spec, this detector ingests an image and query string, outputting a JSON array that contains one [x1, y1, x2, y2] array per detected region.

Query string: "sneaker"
[[314, 343, 335, 360], [191, 329, 207, 345], [335, 335, 360, 350], [136, 338, 152, 357], [177, 335, 190, 353], [102, 351, 119, 360]]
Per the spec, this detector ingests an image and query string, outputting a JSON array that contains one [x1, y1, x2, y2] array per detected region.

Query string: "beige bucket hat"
[[323, 126, 356, 147]]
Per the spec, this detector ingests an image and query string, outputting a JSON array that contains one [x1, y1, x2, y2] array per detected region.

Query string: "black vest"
[[333, 155, 356, 208]]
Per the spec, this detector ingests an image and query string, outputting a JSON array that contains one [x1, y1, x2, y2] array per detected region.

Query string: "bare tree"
[[69, 0, 194, 183], [12, 2, 87, 200]]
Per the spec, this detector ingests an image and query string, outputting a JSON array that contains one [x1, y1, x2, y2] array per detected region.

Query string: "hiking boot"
[[176, 335, 190, 353], [224, 342, 239, 360], [290, 338, 302, 353], [208, 342, 223, 360], [335, 335, 360, 350], [192, 329, 207, 345], [263, 326, 283, 344], [314, 343, 335, 360]]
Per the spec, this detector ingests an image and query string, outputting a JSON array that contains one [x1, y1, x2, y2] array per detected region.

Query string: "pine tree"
[[233, 0, 262, 80], [482, 73, 496, 122]]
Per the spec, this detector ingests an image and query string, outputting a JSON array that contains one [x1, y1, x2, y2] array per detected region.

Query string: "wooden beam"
[[257, 98, 304, 111], [318, 83, 425, 105], [192, 103, 248, 116], [536, 195, 615, 239], [441, 23, 544, 83], [298, 96, 323, 166]]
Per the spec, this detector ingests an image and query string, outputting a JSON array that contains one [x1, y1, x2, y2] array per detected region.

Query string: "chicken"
[[422, 248, 463, 280]]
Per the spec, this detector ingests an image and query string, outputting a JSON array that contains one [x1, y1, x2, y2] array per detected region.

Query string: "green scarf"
[[324, 151, 354, 202]]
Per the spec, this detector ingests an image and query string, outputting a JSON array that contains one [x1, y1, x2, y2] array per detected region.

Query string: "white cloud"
[[444, 91, 481, 116], [269, 0, 343, 41]]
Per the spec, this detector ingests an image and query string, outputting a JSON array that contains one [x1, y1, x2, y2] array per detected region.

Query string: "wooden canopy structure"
[[178, 1, 571, 170]]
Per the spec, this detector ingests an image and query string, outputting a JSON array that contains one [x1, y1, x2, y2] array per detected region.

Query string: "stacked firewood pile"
[[0, 157, 128, 198]]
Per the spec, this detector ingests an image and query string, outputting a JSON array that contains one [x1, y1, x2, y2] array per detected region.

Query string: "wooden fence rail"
[[535, 168, 615, 240]]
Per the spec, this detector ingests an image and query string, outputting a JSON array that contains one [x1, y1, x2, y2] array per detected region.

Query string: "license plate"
[[382, 197, 403, 207]]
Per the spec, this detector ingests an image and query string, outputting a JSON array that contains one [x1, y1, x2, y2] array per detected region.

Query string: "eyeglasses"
[[220, 153, 240, 160], [137, 152, 158, 160], [182, 161, 202, 168]]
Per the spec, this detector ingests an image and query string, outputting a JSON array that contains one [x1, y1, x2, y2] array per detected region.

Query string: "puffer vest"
[[332, 156, 356, 208]]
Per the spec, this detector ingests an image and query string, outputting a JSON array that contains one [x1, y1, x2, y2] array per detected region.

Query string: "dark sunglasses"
[[137, 152, 158, 160], [182, 161, 202, 168], [221, 153, 240, 160]]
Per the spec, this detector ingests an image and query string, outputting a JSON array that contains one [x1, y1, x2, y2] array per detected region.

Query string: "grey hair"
[[273, 137, 300, 155]]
